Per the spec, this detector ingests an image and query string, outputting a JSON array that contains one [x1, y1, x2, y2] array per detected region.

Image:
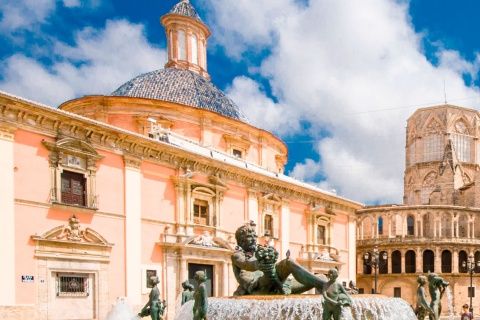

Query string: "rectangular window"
[[264, 214, 273, 236], [61, 170, 85, 206], [57, 274, 89, 297], [394, 287, 401, 298], [317, 225, 325, 244], [358, 288, 364, 294], [193, 199, 209, 225], [232, 149, 242, 158], [146, 270, 157, 289]]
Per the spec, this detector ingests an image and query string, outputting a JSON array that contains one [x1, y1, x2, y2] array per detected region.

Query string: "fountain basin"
[[174, 294, 416, 320]]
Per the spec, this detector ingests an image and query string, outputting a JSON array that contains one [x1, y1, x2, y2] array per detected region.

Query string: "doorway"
[[188, 263, 214, 296]]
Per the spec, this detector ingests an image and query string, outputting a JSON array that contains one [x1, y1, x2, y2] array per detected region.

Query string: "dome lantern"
[[161, 0, 211, 79]]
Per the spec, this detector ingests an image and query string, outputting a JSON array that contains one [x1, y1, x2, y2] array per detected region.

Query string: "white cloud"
[[0, 20, 166, 107], [207, 0, 480, 204], [0, 0, 103, 33], [0, 0, 56, 32]]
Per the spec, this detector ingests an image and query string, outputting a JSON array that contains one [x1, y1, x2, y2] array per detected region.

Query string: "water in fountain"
[[174, 295, 416, 320], [107, 297, 142, 320], [445, 286, 454, 320]]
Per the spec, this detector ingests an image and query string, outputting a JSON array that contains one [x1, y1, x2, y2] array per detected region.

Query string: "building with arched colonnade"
[[356, 104, 480, 316]]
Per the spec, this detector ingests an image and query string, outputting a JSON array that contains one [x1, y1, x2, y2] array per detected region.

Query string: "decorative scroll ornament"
[[56, 215, 93, 242]]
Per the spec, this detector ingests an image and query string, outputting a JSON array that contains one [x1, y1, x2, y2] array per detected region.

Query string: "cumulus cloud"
[[0, 0, 56, 32], [205, 0, 480, 204], [0, 0, 102, 33], [0, 20, 166, 107]]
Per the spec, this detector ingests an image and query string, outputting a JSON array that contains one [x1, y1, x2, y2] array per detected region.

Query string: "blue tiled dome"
[[111, 69, 250, 123], [168, 0, 202, 22]]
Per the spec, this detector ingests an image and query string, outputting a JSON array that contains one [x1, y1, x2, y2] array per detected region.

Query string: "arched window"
[[200, 41, 205, 69], [423, 250, 435, 273], [362, 216, 374, 238], [169, 31, 173, 59], [392, 251, 401, 274], [178, 30, 186, 61], [424, 119, 444, 162], [379, 251, 388, 274], [407, 216, 414, 235], [421, 172, 437, 204], [191, 34, 198, 65], [459, 214, 468, 238], [423, 213, 434, 237], [459, 250, 468, 273], [405, 250, 416, 273], [442, 212, 452, 238], [475, 251, 480, 273], [378, 217, 383, 235], [452, 120, 471, 162], [364, 252, 372, 275], [441, 250, 452, 273]]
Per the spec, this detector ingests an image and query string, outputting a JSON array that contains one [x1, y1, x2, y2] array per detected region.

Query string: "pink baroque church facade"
[[0, 1, 362, 319]]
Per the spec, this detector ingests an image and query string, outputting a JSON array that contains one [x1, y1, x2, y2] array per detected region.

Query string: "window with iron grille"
[[56, 274, 89, 297]]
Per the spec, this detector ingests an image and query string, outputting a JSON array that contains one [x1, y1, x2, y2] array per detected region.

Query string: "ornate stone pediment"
[[31, 215, 113, 262], [184, 232, 232, 250]]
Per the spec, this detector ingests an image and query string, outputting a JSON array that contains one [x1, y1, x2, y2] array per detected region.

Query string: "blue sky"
[[2, 0, 480, 205]]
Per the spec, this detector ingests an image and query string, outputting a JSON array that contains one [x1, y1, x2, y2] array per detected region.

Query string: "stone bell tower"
[[404, 104, 480, 207]]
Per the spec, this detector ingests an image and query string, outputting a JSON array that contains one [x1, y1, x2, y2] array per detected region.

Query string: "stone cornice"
[[0, 123, 17, 141], [123, 153, 143, 169], [0, 92, 363, 214]]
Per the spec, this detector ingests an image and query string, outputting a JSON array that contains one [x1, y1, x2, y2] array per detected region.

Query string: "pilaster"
[[0, 124, 16, 305], [123, 153, 143, 305], [280, 200, 290, 259]]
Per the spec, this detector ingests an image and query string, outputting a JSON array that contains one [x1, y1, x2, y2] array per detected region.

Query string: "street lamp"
[[364, 246, 388, 294], [462, 254, 480, 314]]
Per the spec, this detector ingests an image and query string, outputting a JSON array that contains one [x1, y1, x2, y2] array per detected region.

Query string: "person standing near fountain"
[[427, 272, 449, 320], [415, 275, 432, 320], [193, 271, 208, 320], [461, 304, 474, 320], [322, 267, 353, 320], [231, 222, 329, 295], [139, 276, 167, 320]]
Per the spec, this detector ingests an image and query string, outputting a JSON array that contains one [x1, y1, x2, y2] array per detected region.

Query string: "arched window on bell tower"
[[178, 29, 187, 61], [423, 119, 444, 162]]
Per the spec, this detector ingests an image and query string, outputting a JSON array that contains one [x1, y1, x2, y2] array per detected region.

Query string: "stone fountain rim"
[[213, 294, 389, 301]]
